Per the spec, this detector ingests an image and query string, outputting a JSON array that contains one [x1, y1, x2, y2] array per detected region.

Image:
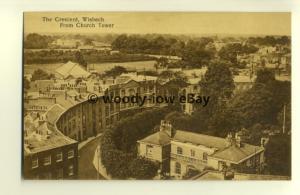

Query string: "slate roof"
[[45, 104, 66, 125], [138, 131, 171, 145], [211, 143, 264, 163], [172, 130, 228, 149], [24, 123, 76, 154]]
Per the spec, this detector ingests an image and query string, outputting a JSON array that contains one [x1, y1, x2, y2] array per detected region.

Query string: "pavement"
[[93, 145, 111, 180]]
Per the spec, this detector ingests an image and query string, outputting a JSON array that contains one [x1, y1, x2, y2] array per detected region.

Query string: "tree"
[[129, 157, 159, 179], [75, 51, 87, 69], [255, 68, 275, 84], [199, 60, 234, 115], [104, 66, 127, 78], [228, 84, 275, 128], [84, 38, 94, 45], [265, 135, 291, 176], [24, 33, 53, 49], [162, 72, 188, 98], [111, 34, 128, 50], [182, 40, 215, 68], [31, 69, 53, 81], [154, 57, 168, 69], [218, 43, 258, 65], [227, 69, 290, 129], [100, 106, 174, 179]]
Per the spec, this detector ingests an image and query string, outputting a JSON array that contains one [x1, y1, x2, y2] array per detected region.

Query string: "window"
[[175, 162, 181, 174], [68, 164, 74, 176], [177, 147, 183, 155], [67, 150, 74, 159], [146, 145, 153, 156], [44, 155, 51, 166], [56, 168, 63, 179], [203, 152, 208, 161], [56, 152, 63, 162], [32, 157, 38, 169], [191, 150, 195, 157]]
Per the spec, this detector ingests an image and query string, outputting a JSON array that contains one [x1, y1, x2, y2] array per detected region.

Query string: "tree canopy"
[[24, 33, 53, 49], [104, 66, 127, 78], [31, 69, 54, 81], [74, 51, 87, 69]]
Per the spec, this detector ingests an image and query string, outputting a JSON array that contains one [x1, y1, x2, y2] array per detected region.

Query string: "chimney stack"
[[160, 120, 174, 137], [226, 132, 233, 147], [235, 133, 242, 147]]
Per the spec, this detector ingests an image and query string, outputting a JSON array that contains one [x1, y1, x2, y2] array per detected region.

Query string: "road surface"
[[78, 135, 105, 179]]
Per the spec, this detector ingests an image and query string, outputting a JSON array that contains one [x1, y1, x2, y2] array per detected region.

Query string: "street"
[[78, 135, 105, 179]]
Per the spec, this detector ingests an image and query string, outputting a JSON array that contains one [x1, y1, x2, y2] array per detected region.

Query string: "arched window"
[[175, 162, 181, 174], [177, 147, 183, 155]]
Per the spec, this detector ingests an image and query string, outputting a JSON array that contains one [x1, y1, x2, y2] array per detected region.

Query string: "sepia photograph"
[[22, 12, 291, 180]]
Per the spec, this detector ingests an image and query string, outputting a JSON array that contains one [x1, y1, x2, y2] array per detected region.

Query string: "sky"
[[24, 12, 291, 36]]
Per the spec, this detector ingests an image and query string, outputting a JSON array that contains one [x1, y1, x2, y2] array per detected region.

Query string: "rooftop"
[[172, 130, 228, 149], [24, 122, 76, 155], [138, 131, 171, 145], [45, 104, 66, 125], [56, 61, 91, 79], [211, 143, 264, 163]]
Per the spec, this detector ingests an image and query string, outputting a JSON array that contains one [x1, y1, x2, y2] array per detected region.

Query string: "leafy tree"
[[227, 69, 290, 129], [111, 34, 128, 50], [31, 69, 54, 81], [24, 49, 154, 64], [255, 68, 276, 84], [154, 57, 168, 69], [24, 33, 53, 49], [218, 43, 258, 64], [182, 40, 215, 68], [248, 36, 290, 46], [265, 135, 291, 176], [162, 72, 188, 99], [199, 60, 234, 115], [75, 51, 87, 69], [84, 38, 94, 45], [129, 157, 159, 179], [104, 66, 127, 78], [100, 106, 175, 179], [158, 70, 174, 80], [139, 70, 158, 77]]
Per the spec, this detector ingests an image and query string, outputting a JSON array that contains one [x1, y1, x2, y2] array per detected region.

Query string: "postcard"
[[23, 12, 291, 180]]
